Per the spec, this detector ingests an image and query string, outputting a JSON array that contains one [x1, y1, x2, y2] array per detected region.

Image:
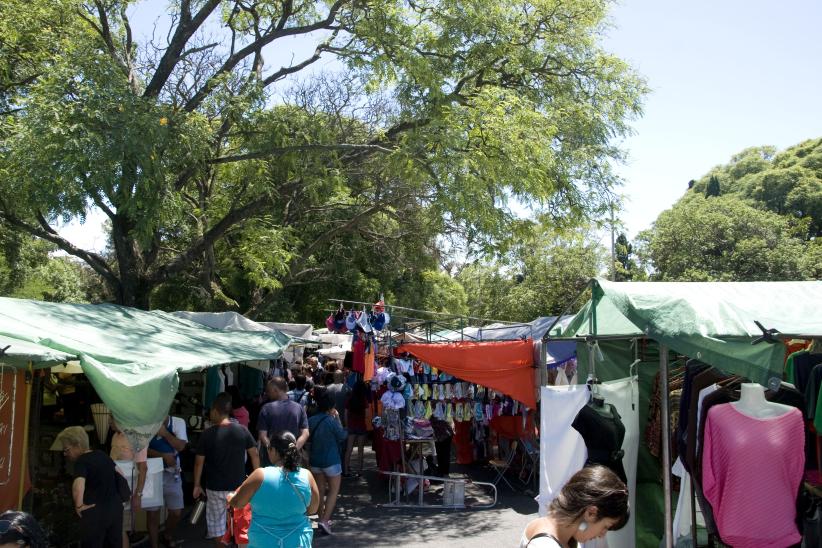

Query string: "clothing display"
[[702, 404, 804, 547]]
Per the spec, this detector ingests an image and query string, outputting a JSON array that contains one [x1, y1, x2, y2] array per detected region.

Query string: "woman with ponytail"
[[520, 465, 629, 547], [229, 431, 319, 547]]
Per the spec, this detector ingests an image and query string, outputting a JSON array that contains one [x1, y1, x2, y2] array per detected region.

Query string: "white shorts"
[[205, 489, 232, 539]]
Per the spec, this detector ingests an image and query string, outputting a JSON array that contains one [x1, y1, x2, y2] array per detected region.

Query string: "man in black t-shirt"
[[193, 392, 259, 543]]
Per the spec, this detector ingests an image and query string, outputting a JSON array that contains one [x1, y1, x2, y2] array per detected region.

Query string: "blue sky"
[[58, 0, 822, 249], [603, 0, 822, 238]]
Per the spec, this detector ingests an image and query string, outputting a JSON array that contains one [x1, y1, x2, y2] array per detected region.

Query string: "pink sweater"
[[702, 404, 804, 548]]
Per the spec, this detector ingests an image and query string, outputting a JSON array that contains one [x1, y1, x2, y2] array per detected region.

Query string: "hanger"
[[717, 375, 743, 389]]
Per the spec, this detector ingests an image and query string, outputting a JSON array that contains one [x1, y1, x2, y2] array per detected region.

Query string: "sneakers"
[[318, 520, 333, 535]]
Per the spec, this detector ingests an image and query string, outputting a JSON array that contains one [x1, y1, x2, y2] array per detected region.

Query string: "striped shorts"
[[205, 489, 232, 539]]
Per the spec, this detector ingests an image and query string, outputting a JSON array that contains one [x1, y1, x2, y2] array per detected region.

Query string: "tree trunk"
[[110, 213, 152, 309]]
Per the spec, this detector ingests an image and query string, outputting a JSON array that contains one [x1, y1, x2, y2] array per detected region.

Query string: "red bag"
[[220, 496, 252, 546]]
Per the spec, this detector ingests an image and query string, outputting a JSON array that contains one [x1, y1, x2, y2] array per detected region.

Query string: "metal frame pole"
[[660, 345, 673, 548]]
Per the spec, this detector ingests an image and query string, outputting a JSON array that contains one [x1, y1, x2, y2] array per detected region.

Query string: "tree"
[[457, 225, 605, 321], [614, 232, 640, 281], [644, 195, 807, 281], [688, 140, 822, 238], [0, 0, 645, 315], [705, 175, 721, 197]]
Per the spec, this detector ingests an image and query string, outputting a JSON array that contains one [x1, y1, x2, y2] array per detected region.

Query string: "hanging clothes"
[[538, 385, 589, 515], [363, 342, 376, 382], [702, 404, 804, 547]]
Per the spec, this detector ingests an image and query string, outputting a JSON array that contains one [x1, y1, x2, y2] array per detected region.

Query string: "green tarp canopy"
[[560, 278, 822, 382], [0, 297, 292, 447], [0, 334, 77, 367]]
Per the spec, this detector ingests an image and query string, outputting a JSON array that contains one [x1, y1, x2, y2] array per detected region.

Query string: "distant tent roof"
[[259, 322, 315, 341], [560, 278, 822, 382], [431, 316, 576, 342], [399, 340, 537, 408], [172, 310, 270, 332], [0, 334, 76, 368], [0, 297, 292, 446]]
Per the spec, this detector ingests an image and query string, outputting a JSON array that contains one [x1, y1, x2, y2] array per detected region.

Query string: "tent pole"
[[660, 345, 673, 548], [17, 362, 33, 510]]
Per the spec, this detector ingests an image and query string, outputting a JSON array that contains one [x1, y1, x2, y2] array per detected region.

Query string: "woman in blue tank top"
[[230, 431, 319, 547]]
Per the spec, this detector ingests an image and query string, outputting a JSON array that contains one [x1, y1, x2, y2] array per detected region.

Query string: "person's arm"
[[258, 430, 270, 449], [295, 406, 310, 449], [306, 470, 320, 515], [257, 406, 270, 448], [72, 477, 96, 516], [296, 428, 309, 450], [193, 454, 205, 499], [132, 460, 147, 511], [158, 421, 188, 453], [147, 448, 176, 468], [228, 468, 264, 508], [247, 446, 260, 470]]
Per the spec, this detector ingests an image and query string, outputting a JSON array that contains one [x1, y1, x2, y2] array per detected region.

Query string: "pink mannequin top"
[[702, 403, 804, 548]]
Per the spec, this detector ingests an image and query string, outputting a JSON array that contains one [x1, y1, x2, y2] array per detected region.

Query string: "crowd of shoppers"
[[54, 355, 367, 548]]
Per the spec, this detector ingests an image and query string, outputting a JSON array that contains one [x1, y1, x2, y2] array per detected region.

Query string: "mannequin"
[[732, 383, 793, 419]]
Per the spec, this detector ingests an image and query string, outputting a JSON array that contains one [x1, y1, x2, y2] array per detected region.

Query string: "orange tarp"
[[0, 370, 30, 511], [399, 339, 536, 409]]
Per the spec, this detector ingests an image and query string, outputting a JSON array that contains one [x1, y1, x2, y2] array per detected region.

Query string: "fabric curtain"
[[538, 385, 589, 515]]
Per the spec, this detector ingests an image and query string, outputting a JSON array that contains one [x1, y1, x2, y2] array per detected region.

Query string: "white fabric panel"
[[538, 385, 589, 515], [589, 376, 640, 548]]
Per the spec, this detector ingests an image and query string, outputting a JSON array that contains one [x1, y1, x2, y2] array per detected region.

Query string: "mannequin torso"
[[732, 383, 793, 419]]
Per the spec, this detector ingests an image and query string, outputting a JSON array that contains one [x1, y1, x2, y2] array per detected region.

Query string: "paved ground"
[[176, 445, 538, 547]]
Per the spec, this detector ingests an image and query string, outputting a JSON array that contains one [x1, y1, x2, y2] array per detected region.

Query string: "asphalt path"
[[177, 445, 538, 547]]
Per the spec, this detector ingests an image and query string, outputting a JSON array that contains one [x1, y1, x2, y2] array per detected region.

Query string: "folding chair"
[[490, 439, 518, 490], [518, 437, 540, 492]]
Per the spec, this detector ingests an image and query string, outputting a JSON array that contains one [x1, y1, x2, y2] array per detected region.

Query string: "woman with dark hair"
[[520, 465, 629, 547], [229, 431, 319, 548], [0, 511, 48, 548], [343, 381, 370, 477], [307, 388, 348, 536]]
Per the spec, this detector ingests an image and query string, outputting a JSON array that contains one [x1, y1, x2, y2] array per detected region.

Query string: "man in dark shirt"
[[193, 392, 259, 543], [257, 377, 310, 454]]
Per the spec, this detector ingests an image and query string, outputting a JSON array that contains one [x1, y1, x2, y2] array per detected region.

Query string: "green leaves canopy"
[[0, 0, 645, 316]]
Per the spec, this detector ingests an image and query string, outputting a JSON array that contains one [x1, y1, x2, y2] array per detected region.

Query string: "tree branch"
[[184, 0, 348, 112], [0, 207, 118, 288], [210, 143, 394, 165], [149, 194, 273, 284], [143, 0, 222, 98]]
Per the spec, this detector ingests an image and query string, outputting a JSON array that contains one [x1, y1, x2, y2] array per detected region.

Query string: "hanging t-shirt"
[[702, 404, 804, 548], [363, 344, 376, 382]]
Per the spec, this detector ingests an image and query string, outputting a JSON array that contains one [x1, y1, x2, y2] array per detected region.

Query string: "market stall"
[[545, 278, 822, 548], [0, 297, 293, 456], [0, 336, 77, 511]]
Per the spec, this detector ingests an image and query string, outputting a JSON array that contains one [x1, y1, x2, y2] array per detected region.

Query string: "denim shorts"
[[311, 463, 342, 477]]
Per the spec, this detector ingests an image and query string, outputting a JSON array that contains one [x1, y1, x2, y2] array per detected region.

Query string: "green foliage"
[[641, 139, 822, 282], [457, 226, 604, 321], [614, 232, 642, 281], [0, 0, 645, 318], [688, 139, 822, 238], [643, 195, 807, 281]]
